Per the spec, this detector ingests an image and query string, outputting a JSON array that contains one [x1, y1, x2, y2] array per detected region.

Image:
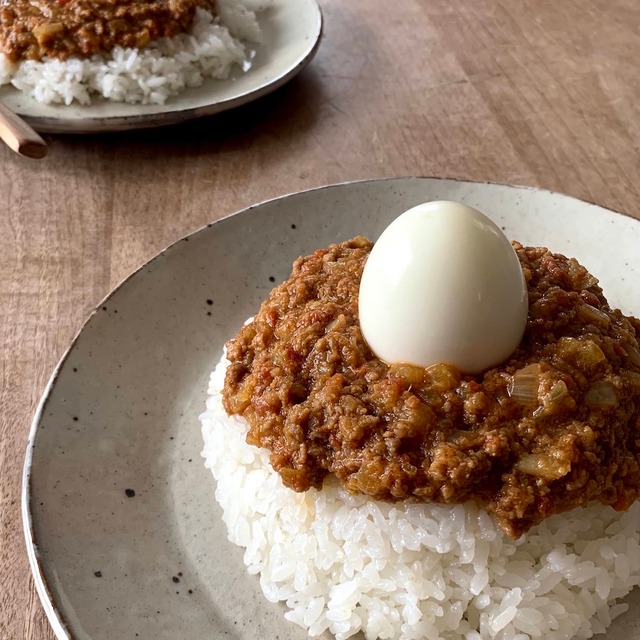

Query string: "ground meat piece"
[[222, 237, 640, 538], [0, 0, 216, 62]]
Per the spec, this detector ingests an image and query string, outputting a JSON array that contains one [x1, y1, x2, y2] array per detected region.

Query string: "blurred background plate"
[[0, 0, 322, 134], [23, 177, 640, 639]]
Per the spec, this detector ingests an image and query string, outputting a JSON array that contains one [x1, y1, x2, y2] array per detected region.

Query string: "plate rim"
[[4, 0, 324, 134], [21, 176, 640, 640]]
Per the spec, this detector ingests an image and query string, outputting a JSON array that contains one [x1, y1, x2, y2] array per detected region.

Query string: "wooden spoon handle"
[[0, 103, 48, 159]]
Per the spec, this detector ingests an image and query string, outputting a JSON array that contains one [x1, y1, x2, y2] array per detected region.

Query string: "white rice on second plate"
[[0, 0, 270, 105], [200, 354, 640, 640]]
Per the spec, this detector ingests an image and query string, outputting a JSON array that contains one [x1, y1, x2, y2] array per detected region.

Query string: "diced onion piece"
[[515, 453, 571, 480], [578, 303, 611, 326], [568, 259, 599, 290], [225, 380, 253, 414], [136, 28, 151, 49], [33, 21, 64, 45], [389, 362, 425, 385], [543, 380, 569, 408], [508, 363, 541, 405], [585, 381, 617, 408], [557, 337, 606, 373], [425, 363, 461, 392]]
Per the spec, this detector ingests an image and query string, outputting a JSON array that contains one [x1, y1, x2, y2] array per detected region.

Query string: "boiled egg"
[[358, 201, 528, 374]]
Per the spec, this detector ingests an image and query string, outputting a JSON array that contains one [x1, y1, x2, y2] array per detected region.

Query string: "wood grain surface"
[[2, 0, 640, 638]]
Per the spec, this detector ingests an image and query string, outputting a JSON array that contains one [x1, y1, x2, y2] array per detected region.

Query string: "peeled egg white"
[[358, 201, 528, 374]]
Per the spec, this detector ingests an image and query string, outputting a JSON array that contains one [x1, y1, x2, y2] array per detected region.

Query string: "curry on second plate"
[[0, 0, 216, 61]]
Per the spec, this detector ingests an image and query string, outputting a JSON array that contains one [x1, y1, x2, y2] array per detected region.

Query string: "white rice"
[[0, 0, 270, 105], [200, 353, 640, 640]]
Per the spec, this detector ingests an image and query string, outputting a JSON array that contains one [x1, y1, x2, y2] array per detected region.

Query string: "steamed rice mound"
[[0, 0, 270, 105], [201, 354, 640, 640]]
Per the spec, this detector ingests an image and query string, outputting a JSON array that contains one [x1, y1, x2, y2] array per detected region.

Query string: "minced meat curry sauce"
[[222, 237, 640, 539], [0, 0, 216, 62]]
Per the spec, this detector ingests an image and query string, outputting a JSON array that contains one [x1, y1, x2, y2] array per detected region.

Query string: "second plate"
[[0, 0, 322, 133]]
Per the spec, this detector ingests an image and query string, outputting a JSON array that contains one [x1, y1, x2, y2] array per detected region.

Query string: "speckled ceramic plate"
[[23, 178, 640, 640], [0, 0, 322, 134]]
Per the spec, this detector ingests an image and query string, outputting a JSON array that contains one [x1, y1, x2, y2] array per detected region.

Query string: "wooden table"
[[2, 1, 639, 637]]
